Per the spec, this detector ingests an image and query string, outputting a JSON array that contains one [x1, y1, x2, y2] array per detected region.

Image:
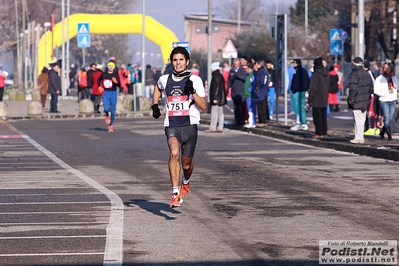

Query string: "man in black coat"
[[347, 57, 374, 144], [205, 62, 227, 133], [228, 58, 248, 126], [48, 60, 61, 113], [86, 63, 96, 101], [308, 57, 329, 138]]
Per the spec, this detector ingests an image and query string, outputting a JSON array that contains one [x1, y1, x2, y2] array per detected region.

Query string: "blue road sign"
[[330, 29, 343, 41], [77, 34, 90, 48], [77, 22, 90, 48], [330, 28, 348, 41], [330, 40, 343, 55], [330, 28, 346, 55], [77, 23, 90, 34], [172, 42, 190, 53]]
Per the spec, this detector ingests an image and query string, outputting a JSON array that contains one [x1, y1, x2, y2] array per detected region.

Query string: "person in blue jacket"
[[252, 60, 269, 127]]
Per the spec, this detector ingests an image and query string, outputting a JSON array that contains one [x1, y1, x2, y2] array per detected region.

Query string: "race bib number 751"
[[168, 95, 190, 116]]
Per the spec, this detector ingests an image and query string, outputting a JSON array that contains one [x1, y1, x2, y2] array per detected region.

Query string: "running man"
[[151, 46, 207, 208]]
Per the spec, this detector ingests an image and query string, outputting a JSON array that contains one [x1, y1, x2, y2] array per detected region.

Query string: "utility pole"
[[237, 0, 241, 32], [207, 0, 212, 112], [141, 0, 146, 99], [358, 0, 364, 58], [33, 24, 39, 90], [22, 0, 26, 91], [22, 0, 29, 90], [61, 0, 66, 97], [66, 0, 70, 96], [305, 0, 308, 39], [276, 0, 279, 14], [15, 0, 21, 90]]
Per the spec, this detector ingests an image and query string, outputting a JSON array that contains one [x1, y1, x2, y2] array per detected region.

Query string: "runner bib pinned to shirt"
[[167, 95, 190, 117]]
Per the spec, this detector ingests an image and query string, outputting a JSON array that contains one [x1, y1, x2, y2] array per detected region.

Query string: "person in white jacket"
[[373, 62, 398, 140]]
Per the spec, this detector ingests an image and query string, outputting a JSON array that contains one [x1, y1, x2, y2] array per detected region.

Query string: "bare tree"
[[365, 0, 398, 61], [214, 0, 265, 22]]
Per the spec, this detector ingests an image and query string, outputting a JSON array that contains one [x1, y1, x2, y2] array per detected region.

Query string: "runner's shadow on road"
[[88, 127, 109, 132], [125, 199, 180, 220]]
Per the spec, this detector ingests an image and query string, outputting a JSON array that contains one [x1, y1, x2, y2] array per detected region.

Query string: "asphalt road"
[[0, 117, 398, 266]]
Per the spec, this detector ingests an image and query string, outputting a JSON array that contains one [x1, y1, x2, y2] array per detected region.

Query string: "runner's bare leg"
[[168, 137, 181, 187], [182, 155, 193, 180]]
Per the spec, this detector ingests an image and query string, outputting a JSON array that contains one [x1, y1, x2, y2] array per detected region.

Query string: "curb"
[[199, 119, 399, 162]]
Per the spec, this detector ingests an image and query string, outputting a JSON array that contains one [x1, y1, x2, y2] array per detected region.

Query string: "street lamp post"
[[305, 0, 308, 39], [15, 0, 21, 90], [19, 33, 24, 90], [358, 0, 364, 58], [141, 0, 146, 92], [66, 0, 70, 96], [237, 0, 241, 32], [207, 0, 212, 111], [138, 0, 146, 112], [24, 29, 28, 91], [33, 25, 40, 89], [61, 0, 66, 97]]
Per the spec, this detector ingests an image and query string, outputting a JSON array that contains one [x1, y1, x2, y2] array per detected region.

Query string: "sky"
[[139, 0, 297, 40], [129, 0, 297, 67]]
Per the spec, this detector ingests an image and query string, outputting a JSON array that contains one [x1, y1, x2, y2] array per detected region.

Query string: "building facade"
[[184, 14, 253, 60]]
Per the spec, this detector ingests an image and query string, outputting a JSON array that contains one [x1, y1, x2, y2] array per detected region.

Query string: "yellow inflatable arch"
[[38, 13, 179, 74]]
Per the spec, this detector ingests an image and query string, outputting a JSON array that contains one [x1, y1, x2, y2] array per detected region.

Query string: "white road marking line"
[[0, 202, 110, 205], [0, 187, 95, 189], [22, 135, 124, 266], [0, 193, 104, 197], [0, 222, 107, 226], [0, 252, 105, 257], [0, 235, 106, 240], [0, 211, 107, 215]]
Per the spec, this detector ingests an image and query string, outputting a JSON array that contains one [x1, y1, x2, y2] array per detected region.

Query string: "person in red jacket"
[[118, 64, 128, 94], [328, 65, 339, 112], [0, 68, 6, 101], [91, 64, 103, 113]]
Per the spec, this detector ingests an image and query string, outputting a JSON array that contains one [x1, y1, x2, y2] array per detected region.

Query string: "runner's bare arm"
[[192, 93, 207, 112], [153, 83, 161, 104]]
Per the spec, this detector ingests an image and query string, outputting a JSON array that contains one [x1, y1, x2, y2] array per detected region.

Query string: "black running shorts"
[[164, 124, 198, 158]]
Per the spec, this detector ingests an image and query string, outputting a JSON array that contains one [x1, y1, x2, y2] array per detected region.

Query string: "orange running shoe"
[[179, 182, 190, 198], [105, 115, 110, 125], [170, 193, 180, 208], [108, 125, 114, 133]]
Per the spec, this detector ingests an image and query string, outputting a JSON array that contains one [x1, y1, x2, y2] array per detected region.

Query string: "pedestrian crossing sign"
[[77, 23, 90, 34], [172, 42, 190, 53], [77, 22, 90, 48]]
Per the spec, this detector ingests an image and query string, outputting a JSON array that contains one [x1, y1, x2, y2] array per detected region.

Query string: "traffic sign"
[[77, 34, 90, 48], [172, 42, 190, 53], [330, 40, 343, 55], [77, 22, 90, 48], [222, 39, 237, 59], [330, 28, 347, 41], [330, 28, 346, 55], [77, 23, 90, 34]]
